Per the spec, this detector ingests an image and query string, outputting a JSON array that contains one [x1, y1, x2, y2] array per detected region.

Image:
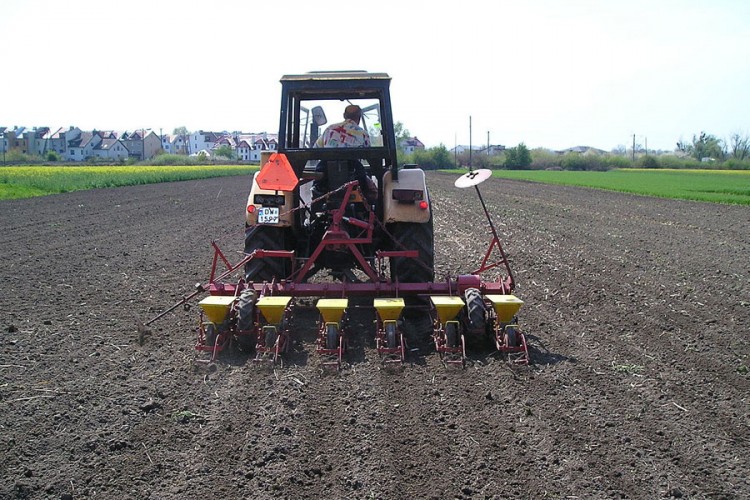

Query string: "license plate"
[[257, 207, 279, 224]]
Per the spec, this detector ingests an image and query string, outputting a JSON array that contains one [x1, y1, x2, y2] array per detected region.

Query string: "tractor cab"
[[244, 71, 433, 285]]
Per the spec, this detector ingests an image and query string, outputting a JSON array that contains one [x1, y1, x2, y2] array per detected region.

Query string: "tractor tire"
[[244, 225, 291, 283], [389, 214, 435, 284], [465, 288, 486, 330], [236, 288, 257, 332]]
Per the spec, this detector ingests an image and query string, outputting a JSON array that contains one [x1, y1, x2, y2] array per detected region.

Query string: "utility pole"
[[487, 131, 490, 156], [469, 116, 473, 168], [632, 134, 636, 162], [454, 133, 457, 167]]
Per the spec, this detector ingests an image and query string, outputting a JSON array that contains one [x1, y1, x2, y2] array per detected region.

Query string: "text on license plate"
[[257, 207, 279, 224]]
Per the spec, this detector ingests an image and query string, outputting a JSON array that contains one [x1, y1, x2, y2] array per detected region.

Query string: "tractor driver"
[[313, 104, 377, 202], [315, 104, 371, 148]]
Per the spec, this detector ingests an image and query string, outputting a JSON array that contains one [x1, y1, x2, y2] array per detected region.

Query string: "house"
[[46, 128, 68, 155], [479, 144, 506, 156], [3, 127, 28, 153], [67, 131, 102, 161], [557, 146, 607, 155], [120, 130, 161, 160], [450, 144, 484, 155], [214, 135, 237, 149], [92, 138, 130, 160], [400, 136, 425, 154], [189, 131, 221, 155], [161, 134, 174, 153], [227, 133, 278, 161], [171, 134, 187, 155], [236, 139, 253, 161]]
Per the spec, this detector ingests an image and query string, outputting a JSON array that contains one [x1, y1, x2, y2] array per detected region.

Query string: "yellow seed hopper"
[[373, 298, 405, 322], [256, 296, 293, 324], [430, 296, 465, 324], [198, 295, 236, 324], [486, 295, 524, 323], [316, 298, 349, 324]]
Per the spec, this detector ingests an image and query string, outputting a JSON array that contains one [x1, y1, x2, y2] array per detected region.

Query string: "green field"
[[3, 165, 750, 205], [473, 168, 750, 205], [0, 165, 258, 200]]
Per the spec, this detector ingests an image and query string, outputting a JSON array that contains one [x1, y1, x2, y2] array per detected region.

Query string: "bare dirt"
[[1, 172, 749, 500]]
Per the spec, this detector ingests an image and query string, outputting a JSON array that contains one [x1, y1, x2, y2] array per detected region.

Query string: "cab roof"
[[280, 71, 391, 82]]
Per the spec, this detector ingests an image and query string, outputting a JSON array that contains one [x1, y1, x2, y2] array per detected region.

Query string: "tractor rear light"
[[419, 200, 429, 210], [247, 205, 256, 213]]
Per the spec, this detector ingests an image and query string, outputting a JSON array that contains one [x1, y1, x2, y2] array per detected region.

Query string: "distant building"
[[189, 131, 221, 155], [67, 131, 101, 161], [401, 136, 425, 154], [92, 138, 130, 160], [557, 146, 607, 155], [450, 144, 487, 155]]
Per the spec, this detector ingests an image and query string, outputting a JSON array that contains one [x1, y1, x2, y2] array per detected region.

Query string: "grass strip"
[[0, 165, 258, 200], [442, 168, 750, 205]]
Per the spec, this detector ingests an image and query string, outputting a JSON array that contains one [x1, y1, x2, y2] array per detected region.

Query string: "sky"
[[2, 0, 749, 152]]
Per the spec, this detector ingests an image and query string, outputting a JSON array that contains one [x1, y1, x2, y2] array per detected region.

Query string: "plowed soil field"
[[1, 172, 749, 500]]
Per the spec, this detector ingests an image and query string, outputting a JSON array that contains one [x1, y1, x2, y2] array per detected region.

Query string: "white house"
[[401, 136, 425, 154], [170, 134, 187, 155], [189, 131, 220, 155], [450, 145, 484, 155], [67, 131, 101, 161], [236, 139, 253, 161], [92, 138, 130, 160]]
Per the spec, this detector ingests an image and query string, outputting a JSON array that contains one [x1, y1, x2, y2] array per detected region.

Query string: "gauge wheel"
[[204, 323, 217, 346], [445, 322, 458, 348], [505, 326, 518, 348], [326, 323, 339, 350], [386, 322, 397, 348], [264, 328, 277, 349]]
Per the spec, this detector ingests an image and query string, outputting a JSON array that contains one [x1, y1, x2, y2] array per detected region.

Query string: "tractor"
[[142, 71, 529, 369], [243, 70, 434, 287]]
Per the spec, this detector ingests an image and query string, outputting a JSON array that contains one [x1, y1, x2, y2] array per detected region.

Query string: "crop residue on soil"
[[1, 173, 749, 499]]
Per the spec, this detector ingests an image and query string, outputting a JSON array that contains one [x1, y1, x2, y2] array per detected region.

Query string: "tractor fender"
[[245, 171, 295, 227], [382, 168, 431, 224]]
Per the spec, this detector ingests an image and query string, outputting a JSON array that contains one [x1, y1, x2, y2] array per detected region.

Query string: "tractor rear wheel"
[[389, 214, 434, 283], [244, 225, 291, 283], [465, 288, 486, 330]]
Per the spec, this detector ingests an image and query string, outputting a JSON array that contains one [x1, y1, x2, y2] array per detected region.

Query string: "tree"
[[611, 145, 627, 156], [173, 126, 189, 136], [214, 144, 234, 159], [394, 121, 411, 153], [728, 132, 750, 160], [430, 144, 453, 169], [504, 142, 532, 169], [410, 144, 454, 170], [677, 131, 725, 161]]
